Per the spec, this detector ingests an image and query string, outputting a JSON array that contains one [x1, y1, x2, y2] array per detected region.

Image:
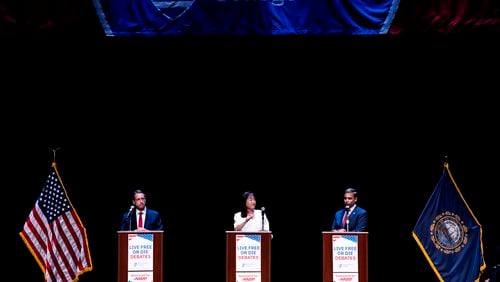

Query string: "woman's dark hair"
[[240, 191, 254, 218]]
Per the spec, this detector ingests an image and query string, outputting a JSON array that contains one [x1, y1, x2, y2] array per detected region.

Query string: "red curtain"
[[0, 0, 100, 36], [390, 0, 500, 33]]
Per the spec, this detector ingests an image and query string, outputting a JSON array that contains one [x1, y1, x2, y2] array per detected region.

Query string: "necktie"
[[138, 211, 143, 228], [342, 209, 349, 228]]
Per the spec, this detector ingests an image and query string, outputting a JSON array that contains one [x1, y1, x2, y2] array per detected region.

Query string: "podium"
[[117, 230, 164, 282], [322, 231, 368, 282], [226, 231, 272, 282]]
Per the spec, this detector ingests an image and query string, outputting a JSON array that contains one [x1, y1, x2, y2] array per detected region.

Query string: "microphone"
[[128, 205, 135, 231], [261, 207, 266, 231], [127, 205, 135, 218], [345, 206, 350, 232]]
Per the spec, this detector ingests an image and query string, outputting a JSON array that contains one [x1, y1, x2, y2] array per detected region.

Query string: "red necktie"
[[138, 211, 143, 228], [342, 210, 348, 227]]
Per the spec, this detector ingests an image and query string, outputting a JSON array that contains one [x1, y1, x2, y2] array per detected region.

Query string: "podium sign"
[[226, 231, 271, 282], [128, 272, 154, 282], [332, 234, 359, 282], [117, 231, 163, 282], [323, 232, 368, 282], [128, 233, 154, 271], [235, 234, 262, 272]]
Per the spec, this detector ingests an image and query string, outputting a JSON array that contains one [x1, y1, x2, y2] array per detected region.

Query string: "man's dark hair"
[[132, 189, 146, 199], [345, 187, 358, 197]]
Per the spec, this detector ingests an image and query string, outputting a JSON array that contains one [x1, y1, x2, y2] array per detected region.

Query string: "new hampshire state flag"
[[412, 162, 486, 282]]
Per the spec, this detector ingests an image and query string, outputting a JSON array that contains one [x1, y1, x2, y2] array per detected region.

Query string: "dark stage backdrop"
[[6, 104, 500, 281]]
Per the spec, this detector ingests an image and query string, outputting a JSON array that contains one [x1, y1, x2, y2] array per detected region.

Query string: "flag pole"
[[49, 147, 60, 163]]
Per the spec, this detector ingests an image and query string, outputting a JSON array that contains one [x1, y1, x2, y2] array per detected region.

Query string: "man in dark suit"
[[120, 189, 163, 231], [331, 187, 367, 232]]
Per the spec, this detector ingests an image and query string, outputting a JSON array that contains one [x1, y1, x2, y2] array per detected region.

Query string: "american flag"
[[19, 162, 92, 281]]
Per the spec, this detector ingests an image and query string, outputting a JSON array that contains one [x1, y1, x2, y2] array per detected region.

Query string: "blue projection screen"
[[93, 0, 400, 36]]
